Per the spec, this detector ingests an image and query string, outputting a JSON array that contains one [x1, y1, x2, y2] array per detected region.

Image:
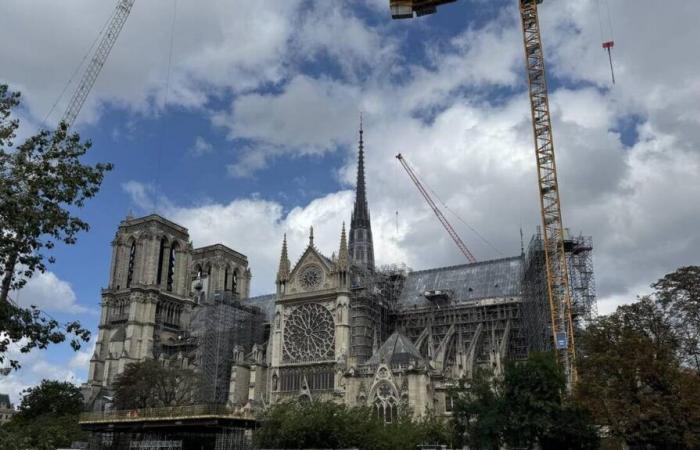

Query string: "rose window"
[[283, 303, 335, 362]]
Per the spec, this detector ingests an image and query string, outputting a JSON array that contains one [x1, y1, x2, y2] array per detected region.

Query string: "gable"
[[287, 245, 335, 294]]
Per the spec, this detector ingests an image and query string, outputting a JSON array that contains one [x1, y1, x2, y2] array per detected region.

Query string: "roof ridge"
[[408, 255, 522, 275]]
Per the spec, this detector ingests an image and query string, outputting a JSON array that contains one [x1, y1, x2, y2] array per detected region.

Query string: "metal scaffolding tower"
[[189, 291, 266, 404], [522, 230, 596, 355], [350, 265, 407, 363]]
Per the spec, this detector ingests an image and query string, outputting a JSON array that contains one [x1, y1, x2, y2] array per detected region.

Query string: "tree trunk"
[[0, 252, 17, 303]]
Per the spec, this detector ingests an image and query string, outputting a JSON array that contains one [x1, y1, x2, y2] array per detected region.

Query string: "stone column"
[[271, 304, 284, 367], [335, 293, 351, 366]]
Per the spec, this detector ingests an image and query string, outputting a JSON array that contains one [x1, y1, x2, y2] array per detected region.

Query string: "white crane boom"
[[61, 0, 136, 127]]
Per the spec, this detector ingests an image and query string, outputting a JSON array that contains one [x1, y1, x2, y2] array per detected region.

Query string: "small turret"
[[276, 234, 291, 284], [338, 222, 349, 271]]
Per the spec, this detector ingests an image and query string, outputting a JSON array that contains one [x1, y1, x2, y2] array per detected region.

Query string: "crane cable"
[[406, 159, 505, 257], [43, 7, 118, 125], [595, 0, 616, 84], [153, 0, 178, 214]]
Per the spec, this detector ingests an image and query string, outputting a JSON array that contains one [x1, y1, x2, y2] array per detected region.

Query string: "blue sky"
[[2, 0, 700, 403]]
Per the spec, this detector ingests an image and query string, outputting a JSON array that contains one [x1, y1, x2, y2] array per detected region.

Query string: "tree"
[[451, 354, 598, 450], [113, 360, 202, 409], [253, 400, 453, 450], [451, 368, 503, 450], [0, 380, 86, 450], [16, 379, 84, 420], [0, 84, 112, 368], [653, 266, 700, 372], [577, 296, 700, 448]]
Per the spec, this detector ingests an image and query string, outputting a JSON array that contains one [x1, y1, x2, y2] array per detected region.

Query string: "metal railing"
[[80, 403, 255, 423]]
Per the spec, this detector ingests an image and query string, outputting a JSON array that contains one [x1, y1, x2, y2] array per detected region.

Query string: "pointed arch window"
[[224, 266, 230, 292], [167, 242, 178, 292], [126, 241, 137, 288], [232, 269, 239, 294], [372, 381, 398, 424], [156, 238, 166, 285]]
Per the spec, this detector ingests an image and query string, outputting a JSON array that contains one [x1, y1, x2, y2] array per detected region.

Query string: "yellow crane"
[[390, 0, 577, 384]]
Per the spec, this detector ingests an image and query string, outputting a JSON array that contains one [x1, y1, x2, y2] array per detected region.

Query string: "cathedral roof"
[[397, 256, 523, 310], [365, 331, 425, 368]]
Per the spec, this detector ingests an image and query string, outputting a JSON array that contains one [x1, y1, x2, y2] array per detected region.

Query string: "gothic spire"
[[352, 113, 370, 227], [276, 234, 290, 282], [338, 222, 349, 270], [349, 114, 375, 271]]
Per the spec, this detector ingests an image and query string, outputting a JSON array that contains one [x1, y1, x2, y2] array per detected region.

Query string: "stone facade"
[[83, 215, 254, 411], [85, 123, 572, 423]]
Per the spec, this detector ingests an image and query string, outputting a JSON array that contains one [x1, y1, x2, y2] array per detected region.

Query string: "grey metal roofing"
[[397, 256, 523, 310], [365, 331, 425, 367], [245, 293, 276, 321]]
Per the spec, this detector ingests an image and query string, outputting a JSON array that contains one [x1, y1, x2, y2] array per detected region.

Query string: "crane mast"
[[396, 153, 478, 264], [519, 0, 577, 383], [61, 0, 136, 127]]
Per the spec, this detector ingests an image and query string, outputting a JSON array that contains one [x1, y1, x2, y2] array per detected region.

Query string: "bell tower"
[[87, 214, 193, 400]]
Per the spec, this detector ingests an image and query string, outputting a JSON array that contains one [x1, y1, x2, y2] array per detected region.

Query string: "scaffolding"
[[522, 230, 597, 354], [87, 429, 251, 450], [349, 265, 408, 363], [394, 296, 527, 372], [190, 291, 266, 404]]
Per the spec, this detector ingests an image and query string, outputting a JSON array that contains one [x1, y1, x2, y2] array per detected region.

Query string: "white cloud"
[[12, 271, 87, 314], [0, 339, 90, 405], [202, 0, 700, 313], [190, 136, 213, 157], [7, 0, 699, 316], [0, 0, 306, 125]]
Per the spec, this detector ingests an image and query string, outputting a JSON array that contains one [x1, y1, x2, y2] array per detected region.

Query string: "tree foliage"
[[451, 353, 598, 450], [254, 400, 454, 450], [113, 360, 202, 410], [16, 379, 84, 420], [577, 294, 700, 448], [0, 380, 86, 450], [653, 266, 700, 371], [0, 84, 111, 368]]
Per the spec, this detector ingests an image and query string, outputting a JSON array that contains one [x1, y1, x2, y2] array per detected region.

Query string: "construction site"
[[6, 0, 609, 448]]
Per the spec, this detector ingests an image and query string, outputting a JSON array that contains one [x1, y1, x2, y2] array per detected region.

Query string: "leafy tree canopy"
[[113, 360, 202, 410], [0, 380, 86, 450], [16, 379, 84, 421], [653, 266, 700, 371], [452, 353, 598, 450], [0, 84, 111, 369], [254, 400, 454, 450], [577, 294, 700, 448]]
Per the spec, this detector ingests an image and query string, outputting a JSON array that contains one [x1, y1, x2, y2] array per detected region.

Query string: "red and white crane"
[[396, 153, 477, 264]]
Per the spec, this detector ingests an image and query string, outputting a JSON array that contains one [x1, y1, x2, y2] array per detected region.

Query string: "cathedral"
[[83, 123, 596, 422]]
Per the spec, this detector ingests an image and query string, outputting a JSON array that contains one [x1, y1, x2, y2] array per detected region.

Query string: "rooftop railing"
[[79, 403, 255, 423]]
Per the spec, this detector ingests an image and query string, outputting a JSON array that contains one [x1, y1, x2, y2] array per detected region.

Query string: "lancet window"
[[126, 241, 136, 288], [167, 242, 178, 292], [372, 381, 399, 424]]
